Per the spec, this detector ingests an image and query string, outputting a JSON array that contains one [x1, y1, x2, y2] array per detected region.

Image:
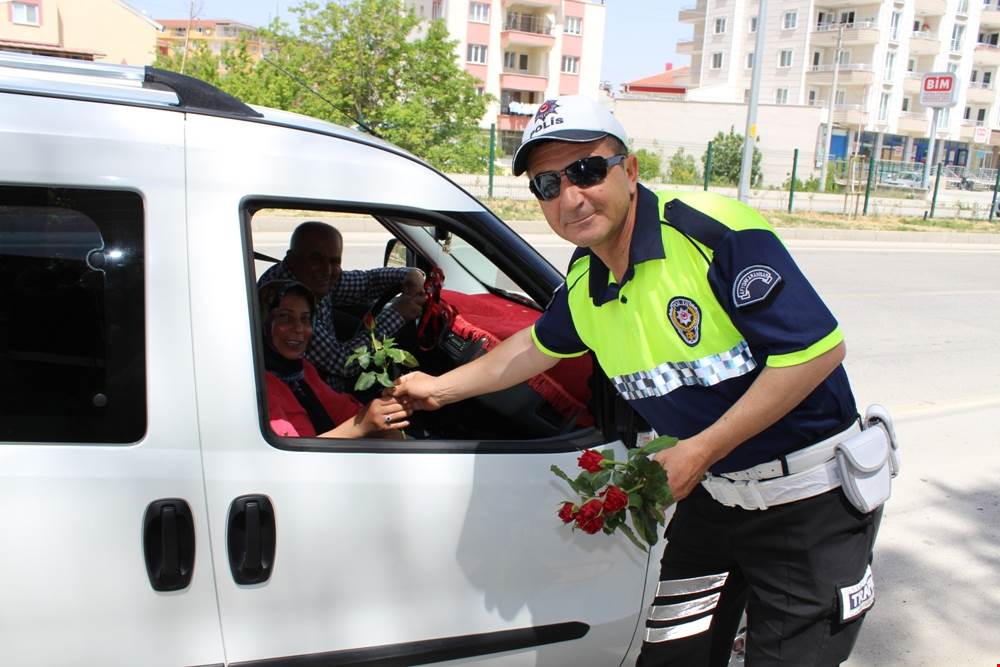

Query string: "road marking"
[[891, 394, 1000, 420]]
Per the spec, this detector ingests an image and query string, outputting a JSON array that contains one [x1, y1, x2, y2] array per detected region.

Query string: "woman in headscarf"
[[259, 280, 410, 438]]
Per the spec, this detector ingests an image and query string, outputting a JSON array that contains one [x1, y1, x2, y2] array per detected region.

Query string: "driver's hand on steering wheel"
[[390, 292, 426, 321]]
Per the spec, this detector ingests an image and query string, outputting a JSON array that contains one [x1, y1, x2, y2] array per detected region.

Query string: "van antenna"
[[261, 55, 381, 138]]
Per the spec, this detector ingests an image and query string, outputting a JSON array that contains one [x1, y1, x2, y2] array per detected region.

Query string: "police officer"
[[395, 95, 879, 666]]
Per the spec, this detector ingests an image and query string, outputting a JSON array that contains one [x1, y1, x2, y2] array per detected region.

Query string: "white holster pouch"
[[835, 404, 900, 514]]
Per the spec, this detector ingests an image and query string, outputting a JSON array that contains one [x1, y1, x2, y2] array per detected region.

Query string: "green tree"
[[633, 148, 663, 182], [154, 1, 492, 173], [701, 127, 762, 186], [667, 147, 700, 185], [154, 41, 222, 86]]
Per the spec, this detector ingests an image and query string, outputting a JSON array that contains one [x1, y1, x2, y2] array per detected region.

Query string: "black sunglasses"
[[528, 154, 627, 201]]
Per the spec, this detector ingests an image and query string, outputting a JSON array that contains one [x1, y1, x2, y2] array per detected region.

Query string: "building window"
[[746, 52, 755, 69], [476, 86, 485, 96], [902, 97, 910, 111], [908, 58, 916, 72], [884, 52, 895, 79], [979, 108, 988, 122], [467, 44, 487, 64], [714, 17, 726, 34], [951, 24, 965, 51], [783, 11, 797, 30], [0, 186, 147, 443], [835, 90, 846, 105], [890, 11, 901, 40], [11, 1, 40, 25], [561, 55, 580, 74], [744, 88, 751, 103], [565, 16, 582, 35], [775, 88, 789, 104], [985, 71, 994, 85], [813, 51, 821, 67], [779, 50, 793, 67], [469, 2, 490, 23], [965, 106, 972, 120], [711, 52, 724, 69], [431, 0, 443, 20], [749, 16, 758, 33], [504, 51, 528, 71], [808, 89, 817, 105], [879, 93, 890, 121]]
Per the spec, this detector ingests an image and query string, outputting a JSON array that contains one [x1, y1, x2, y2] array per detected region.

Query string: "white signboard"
[[920, 72, 959, 108], [974, 125, 990, 144]]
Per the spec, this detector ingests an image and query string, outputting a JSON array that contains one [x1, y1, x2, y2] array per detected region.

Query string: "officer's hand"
[[393, 372, 444, 411], [390, 292, 426, 320], [654, 441, 710, 502], [401, 268, 425, 297]]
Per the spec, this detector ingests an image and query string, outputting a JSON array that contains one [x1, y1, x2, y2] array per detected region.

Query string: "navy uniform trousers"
[[636, 485, 880, 667]]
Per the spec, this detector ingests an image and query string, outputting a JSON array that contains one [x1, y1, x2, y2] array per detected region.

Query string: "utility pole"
[[180, 0, 196, 74], [818, 23, 844, 192], [738, 0, 767, 202]]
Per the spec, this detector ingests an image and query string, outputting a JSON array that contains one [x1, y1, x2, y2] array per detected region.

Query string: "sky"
[[126, 0, 691, 91]]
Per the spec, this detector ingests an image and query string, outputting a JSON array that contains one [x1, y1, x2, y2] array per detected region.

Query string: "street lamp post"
[[818, 24, 844, 192], [738, 0, 767, 202]]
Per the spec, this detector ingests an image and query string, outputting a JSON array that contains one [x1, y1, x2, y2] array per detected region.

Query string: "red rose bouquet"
[[552, 436, 678, 551]]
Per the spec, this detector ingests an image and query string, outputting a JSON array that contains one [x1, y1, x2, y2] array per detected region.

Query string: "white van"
[[0, 52, 681, 667]]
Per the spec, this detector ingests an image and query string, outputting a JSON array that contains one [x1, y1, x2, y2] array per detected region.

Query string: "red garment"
[[266, 359, 362, 437]]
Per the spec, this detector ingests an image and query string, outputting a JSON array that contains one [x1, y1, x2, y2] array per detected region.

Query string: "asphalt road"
[[256, 228, 1000, 666]]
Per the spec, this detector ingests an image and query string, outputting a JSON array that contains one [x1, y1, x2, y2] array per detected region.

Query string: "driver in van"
[[395, 95, 881, 667], [260, 280, 411, 438], [258, 221, 425, 392]]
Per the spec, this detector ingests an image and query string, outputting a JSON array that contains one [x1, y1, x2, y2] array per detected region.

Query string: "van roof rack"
[[0, 51, 262, 117]]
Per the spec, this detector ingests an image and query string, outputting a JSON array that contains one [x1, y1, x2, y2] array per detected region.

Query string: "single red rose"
[[575, 498, 605, 534], [557, 502, 577, 524], [601, 485, 628, 513], [363, 313, 376, 331], [577, 450, 604, 473]]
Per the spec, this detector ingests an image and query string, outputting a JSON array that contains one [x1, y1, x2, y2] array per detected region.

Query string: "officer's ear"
[[624, 153, 639, 193]]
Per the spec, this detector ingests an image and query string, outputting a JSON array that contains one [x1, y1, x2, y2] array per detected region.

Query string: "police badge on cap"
[[511, 95, 630, 176]]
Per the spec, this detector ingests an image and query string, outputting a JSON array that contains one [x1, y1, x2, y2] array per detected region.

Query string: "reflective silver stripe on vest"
[[611, 340, 757, 401], [644, 615, 713, 643]]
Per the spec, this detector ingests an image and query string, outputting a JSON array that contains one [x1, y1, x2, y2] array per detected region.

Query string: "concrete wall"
[[612, 96, 826, 186]]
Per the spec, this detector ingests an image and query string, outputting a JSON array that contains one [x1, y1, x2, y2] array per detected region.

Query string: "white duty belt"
[[701, 421, 862, 511]]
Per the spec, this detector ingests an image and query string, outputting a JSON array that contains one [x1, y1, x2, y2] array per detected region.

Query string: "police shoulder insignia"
[[667, 296, 701, 347], [732, 264, 782, 308]]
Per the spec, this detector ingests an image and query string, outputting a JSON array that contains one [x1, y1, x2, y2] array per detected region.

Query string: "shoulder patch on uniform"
[[667, 296, 701, 346], [732, 264, 782, 308]]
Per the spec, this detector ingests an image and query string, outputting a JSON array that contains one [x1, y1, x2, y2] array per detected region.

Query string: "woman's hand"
[[356, 395, 412, 436]]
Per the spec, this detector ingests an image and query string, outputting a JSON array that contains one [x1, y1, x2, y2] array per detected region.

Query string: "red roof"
[[623, 66, 690, 94]]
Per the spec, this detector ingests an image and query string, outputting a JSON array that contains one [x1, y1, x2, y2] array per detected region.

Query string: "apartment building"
[[407, 0, 607, 152], [156, 19, 263, 59], [679, 0, 1000, 169], [0, 0, 161, 63]]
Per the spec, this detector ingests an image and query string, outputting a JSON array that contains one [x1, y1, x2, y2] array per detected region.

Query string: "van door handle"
[[142, 498, 195, 591], [227, 494, 275, 585]]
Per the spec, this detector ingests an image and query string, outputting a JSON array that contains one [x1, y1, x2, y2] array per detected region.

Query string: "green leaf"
[[400, 350, 419, 368], [639, 509, 660, 547], [356, 352, 371, 369], [382, 336, 396, 348], [374, 349, 387, 367], [354, 371, 377, 391], [630, 507, 654, 547], [600, 449, 615, 461], [618, 522, 649, 552], [628, 492, 642, 509], [640, 435, 680, 456], [386, 348, 405, 363], [592, 470, 612, 490], [551, 465, 587, 496], [575, 473, 596, 497], [376, 371, 393, 388]]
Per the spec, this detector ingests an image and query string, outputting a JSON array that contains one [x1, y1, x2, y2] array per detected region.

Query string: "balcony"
[[677, 39, 702, 54], [806, 63, 875, 86], [679, 5, 706, 22], [903, 73, 922, 93], [909, 31, 941, 55], [982, 7, 1000, 30], [811, 0, 870, 6], [499, 72, 548, 92], [497, 113, 532, 132], [967, 81, 996, 104], [502, 12, 555, 48], [975, 43, 1000, 66], [811, 21, 880, 47], [502, 0, 558, 7], [914, 0, 947, 15], [960, 120, 989, 142], [898, 111, 929, 135], [832, 103, 869, 125]]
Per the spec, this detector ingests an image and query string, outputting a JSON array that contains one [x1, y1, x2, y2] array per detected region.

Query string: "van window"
[[0, 187, 146, 443]]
